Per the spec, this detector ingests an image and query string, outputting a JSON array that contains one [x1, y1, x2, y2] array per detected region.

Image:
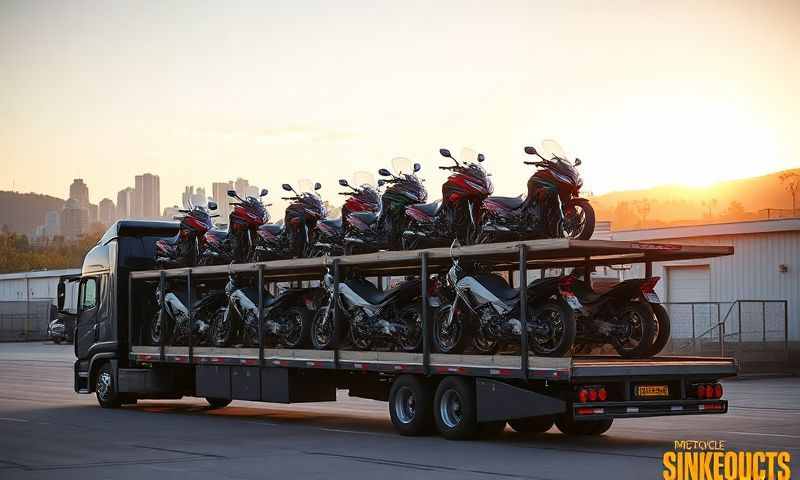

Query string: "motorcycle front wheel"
[[433, 305, 467, 354], [563, 199, 595, 240], [310, 299, 340, 350], [149, 310, 172, 346], [529, 300, 576, 357], [209, 307, 233, 347]]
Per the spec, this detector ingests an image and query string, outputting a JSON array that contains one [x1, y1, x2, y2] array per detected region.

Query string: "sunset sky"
[[1, 0, 799, 211]]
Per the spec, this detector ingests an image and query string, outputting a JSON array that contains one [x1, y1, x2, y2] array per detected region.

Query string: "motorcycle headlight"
[[323, 273, 333, 289]]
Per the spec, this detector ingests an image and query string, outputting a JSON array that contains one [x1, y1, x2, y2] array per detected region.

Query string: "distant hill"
[[0, 191, 64, 236], [590, 168, 800, 230]]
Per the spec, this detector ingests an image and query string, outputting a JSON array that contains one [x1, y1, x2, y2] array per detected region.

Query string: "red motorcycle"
[[479, 140, 594, 242], [200, 189, 269, 265], [402, 148, 492, 249], [155, 202, 218, 268]]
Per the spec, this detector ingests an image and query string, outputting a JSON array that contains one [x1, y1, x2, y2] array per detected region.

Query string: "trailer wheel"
[[508, 415, 555, 434], [95, 363, 122, 409], [388, 375, 434, 436], [555, 414, 613, 436], [644, 304, 671, 357], [434, 376, 478, 440], [613, 302, 657, 358], [206, 397, 232, 409]]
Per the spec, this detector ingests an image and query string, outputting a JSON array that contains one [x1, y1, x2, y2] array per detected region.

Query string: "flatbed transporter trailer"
[[107, 237, 738, 439]]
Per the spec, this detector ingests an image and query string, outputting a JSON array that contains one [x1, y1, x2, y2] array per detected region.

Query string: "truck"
[[65, 219, 737, 440]]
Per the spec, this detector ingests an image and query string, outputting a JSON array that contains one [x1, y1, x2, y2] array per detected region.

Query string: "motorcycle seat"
[[343, 278, 406, 305], [570, 280, 602, 303], [259, 224, 283, 235], [350, 211, 379, 226], [319, 218, 342, 229], [486, 196, 524, 210], [473, 273, 519, 301], [410, 200, 441, 218]]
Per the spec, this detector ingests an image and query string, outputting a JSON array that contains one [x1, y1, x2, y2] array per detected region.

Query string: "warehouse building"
[[0, 269, 80, 341]]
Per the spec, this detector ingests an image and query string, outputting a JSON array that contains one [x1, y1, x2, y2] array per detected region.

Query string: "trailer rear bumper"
[[571, 399, 728, 420]]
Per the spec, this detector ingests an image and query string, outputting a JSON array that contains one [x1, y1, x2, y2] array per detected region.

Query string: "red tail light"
[[697, 385, 706, 399], [713, 384, 723, 399], [705, 385, 714, 399], [577, 385, 608, 403], [694, 383, 723, 399], [640, 276, 661, 293], [588, 389, 598, 401], [598, 388, 608, 401], [578, 389, 588, 403]]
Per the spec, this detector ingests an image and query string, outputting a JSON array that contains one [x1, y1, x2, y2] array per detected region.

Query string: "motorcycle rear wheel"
[[644, 303, 671, 357], [397, 304, 423, 353], [529, 300, 576, 357], [613, 302, 657, 358], [278, 306, 312, 349]]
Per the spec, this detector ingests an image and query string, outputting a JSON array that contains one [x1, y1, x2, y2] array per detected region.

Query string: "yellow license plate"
[[636, 385, 669, 397]]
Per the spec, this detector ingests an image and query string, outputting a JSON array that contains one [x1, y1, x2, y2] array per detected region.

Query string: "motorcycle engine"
[[477, 305, 502, 337]]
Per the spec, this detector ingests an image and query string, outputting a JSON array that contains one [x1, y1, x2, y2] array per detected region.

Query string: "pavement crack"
[[131, 444, 228, 459]]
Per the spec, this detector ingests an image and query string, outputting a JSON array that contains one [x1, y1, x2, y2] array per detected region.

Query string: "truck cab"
[[71, 220, 178, 395]]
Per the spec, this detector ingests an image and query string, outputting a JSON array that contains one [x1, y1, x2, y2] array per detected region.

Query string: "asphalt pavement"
[[1, 343, 798, 480]]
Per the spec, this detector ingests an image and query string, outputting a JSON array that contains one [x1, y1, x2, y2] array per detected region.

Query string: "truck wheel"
[[508, 415, 555, 434], [389, 375, 434, 436], [555, 414, 613, 436], [206, 397, 232, 409], [434, 376, 478, 440], [613, 303, 657, 358], [95, 363, 122, 408], [644, 304, 671, 357]]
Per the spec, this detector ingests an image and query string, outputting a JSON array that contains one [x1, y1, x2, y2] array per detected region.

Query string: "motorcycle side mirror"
[[413, 162, 421, 172], [524, 146, 538, 155], [439, 148, 451, 158], [314, 182, 322, 190], [338, 179, 349, 187], [207, 201, 218, 211], [574, 158, 582, 166], [259, 188, 269, 197], [378, 168, 392, 177], [477, 153, 485, 162], [226, 189, 237, 197], [281, 184, 293, 192], [377, 179, 386, 186]]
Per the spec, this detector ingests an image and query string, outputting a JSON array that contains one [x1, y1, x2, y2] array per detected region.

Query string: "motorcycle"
[[403, 148, 492, 248], [154, 201, 218, 268], [208, 272, 322, 348], [199, 189, 270, 265], [310, 173, 381, 257], [552, 270, 667, 357], [309, 268, 425, 352], [478, 140, 595, 243], [253, 181, 326, 260], [344, 158, 427, 253], [431, 242, 576, 356], [148, 283, 226, 346]]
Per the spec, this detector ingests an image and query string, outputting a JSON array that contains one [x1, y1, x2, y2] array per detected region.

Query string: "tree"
[[780, 172, 800, 216], [634, 199, 651, 226], [724, 200, 745, 220]]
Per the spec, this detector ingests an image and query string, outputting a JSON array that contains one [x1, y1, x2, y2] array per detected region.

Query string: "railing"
[[661, 300, 790, 371]]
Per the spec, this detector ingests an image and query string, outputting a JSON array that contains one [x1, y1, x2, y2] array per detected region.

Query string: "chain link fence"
[[0, 299, 56, 342]]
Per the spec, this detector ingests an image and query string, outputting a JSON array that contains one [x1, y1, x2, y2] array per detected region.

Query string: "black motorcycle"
[[154, 202, 218, 268], [309, 268, 424, 352], [208, 272, 322, 348], [553, 271, 667, 357], [310, 177, 381, 257], [478, 140, 595, 243], [430, 245, 576, 356], [148, 283, 226, 346], [344, 158, 427, 253], [253, 182, 326, 260]]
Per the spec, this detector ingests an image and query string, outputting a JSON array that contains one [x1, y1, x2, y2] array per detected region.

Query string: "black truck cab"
[[72, 220, 178, 394]]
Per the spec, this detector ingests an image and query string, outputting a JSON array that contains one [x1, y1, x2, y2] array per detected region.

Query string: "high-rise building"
[[117, 187, 134, 219], [182, 186, 208, 208], [134, 173, 160, 218], [162, 205, 181, 219], [234, 178, 259, 198], [69, 179, 89, 208], [61, 198, 88, 240], [88, 203, 99, 225], [212, 181, 234, 223], [98, 198, 115, 226], [44, 211, 60, 238]]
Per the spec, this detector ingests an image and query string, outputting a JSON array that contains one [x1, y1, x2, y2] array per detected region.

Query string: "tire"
[[149, 310, 172, 346], [555, 414, 612, 436], [278, 306, 312, 349], [95, 363, 122, 408], [612, 302, 657, 358], [206, 397, 232, 409], [209, 307, 234, 347], [433, 304, 469, 354], [645, 303, 671, 357], [529, 300, 576, 357], [434, 376, 478, 440], [310, 298, 340, 350], [397, 304, 423, 353], [564, 199, 595, 240], [388, 375, 435, 436], [53, 338, 62, 345], [508, 415, 555, 434]]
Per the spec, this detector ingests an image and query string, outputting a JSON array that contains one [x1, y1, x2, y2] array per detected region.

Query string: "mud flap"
[[476, 378, 565, 422]]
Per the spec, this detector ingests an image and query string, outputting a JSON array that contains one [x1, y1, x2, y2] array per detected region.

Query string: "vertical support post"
[[25, 275, 30, 339], [127, 274, 134, 359], [540, 268, 546, 281], [421, 252, 430, 376], [762, 301, 766, 343], [187, 269, 193, 365], [691, 303, 696, 349], [583, 256, 591, 289], [377, 275, 384, 292], [784, 301, 789, 363], [159, 271, 166, 361], [737, 301, 742, 343], [518, 245, 529, 381], [717, 304, 723, 354], [332, 259, 340, 369], [257, 264, 264, 367], [645, 261, 653, 279]]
